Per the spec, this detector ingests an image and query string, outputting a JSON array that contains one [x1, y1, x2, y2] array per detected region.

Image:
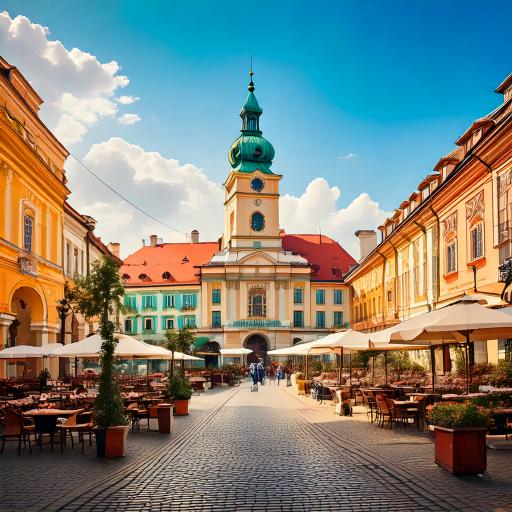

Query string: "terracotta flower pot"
[[95, 425, 129, 458], [434, 426, 487, 474], [174, 399, 190, 415]]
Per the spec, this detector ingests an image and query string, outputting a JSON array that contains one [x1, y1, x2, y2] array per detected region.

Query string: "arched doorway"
[[245, 334, 268, 365], [9, 286, 46, 378]]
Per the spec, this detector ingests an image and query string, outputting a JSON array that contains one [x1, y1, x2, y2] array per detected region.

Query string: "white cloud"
[[280, 178, 390, 258], [0, 11, 135, 143], [117, 95, 139, 105], [69, 142, 387, 259], [118, 113, 141, 125], [67, 137, 225, 257], [338, 153, 358, 160]]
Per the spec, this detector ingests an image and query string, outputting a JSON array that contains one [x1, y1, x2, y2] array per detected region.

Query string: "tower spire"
[[248, 58, 255, 92]]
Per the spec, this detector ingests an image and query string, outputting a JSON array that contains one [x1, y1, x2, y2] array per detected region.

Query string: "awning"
[[193, 336, 211, 349]]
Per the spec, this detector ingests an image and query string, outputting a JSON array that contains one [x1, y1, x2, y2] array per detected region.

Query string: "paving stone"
[[1, 382, 512, 511]]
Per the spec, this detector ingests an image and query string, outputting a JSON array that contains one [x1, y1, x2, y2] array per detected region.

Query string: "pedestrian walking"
[[249, 362, 258, 385], [257, 360, 265, 385], [275, 365, 282, 386]]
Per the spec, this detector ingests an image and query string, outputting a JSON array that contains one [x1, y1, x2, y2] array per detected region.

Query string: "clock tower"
[[223, 70, 283, 251]]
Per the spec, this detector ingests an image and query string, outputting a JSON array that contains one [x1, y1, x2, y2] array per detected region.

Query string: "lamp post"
[[56, 290, 71, 379]]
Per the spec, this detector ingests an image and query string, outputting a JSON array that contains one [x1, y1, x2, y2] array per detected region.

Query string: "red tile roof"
[[122, 242, 218, 286], [281, 233, 356, 281], [122, 234, 355, 285]]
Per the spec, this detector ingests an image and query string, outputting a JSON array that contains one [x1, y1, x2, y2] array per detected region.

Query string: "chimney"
[[108, 242, 120, 259], [150, 234, 158, 248], [355, 230, 377, 261], [190, 229, 199, 244]]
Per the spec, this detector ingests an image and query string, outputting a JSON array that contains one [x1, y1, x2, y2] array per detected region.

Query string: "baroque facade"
[[346, 72, 512, 368], [120, 74, 354, 364], [0, 57, 69, 377]]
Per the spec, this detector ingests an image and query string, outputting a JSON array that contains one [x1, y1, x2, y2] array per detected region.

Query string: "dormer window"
[[421, 188, 430, 201], [122, 273, 131, 280], [138, 273, 149, 281], [182, 256, 189, 264], [162, 271, 172, 280]]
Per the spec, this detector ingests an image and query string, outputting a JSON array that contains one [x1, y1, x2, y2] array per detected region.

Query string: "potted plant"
[[168, 376, 193, 415], [427, 402, 490, 474], [70, 256, 129, 458], [38, 368, 51, 392]]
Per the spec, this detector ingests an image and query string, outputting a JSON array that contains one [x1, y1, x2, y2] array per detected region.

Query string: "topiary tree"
[[70, 256, 126, 428], [164, 326, 195, 382]]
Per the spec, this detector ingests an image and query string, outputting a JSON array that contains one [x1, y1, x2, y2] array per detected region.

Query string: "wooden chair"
[[375, 394, 393, 428], [58, 410, 94, 453], [0, 408, 34, 455]]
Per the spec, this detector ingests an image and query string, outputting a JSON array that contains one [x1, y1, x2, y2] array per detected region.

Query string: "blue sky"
[[1, 1, 511, 255]]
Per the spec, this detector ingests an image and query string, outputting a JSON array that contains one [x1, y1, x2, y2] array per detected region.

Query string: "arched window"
[[251, 212, 265, 232], [248, 286, 266, 317], [23, 208, 34, 252]]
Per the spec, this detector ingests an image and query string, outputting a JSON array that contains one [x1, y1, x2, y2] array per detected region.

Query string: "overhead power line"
[[69, 152, 188, 238]]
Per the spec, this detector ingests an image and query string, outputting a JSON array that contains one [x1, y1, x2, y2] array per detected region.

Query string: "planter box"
[[174, 399, 190, 416], [95, 425, 129, 458], [434, 426, 487, 474]]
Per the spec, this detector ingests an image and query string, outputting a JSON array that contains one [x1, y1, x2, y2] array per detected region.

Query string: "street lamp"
[[56, 299, 70, 345]]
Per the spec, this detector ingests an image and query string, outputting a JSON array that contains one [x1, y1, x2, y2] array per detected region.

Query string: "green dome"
[[228, 70, 275, 174], [229, 133, 275, 174]]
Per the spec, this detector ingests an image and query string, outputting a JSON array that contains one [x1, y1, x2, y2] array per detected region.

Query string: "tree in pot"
[[70, 256, 128, 457], [427, 403, 491, 474], [166, 376, 193, 415], [164, 326, 195, 381]]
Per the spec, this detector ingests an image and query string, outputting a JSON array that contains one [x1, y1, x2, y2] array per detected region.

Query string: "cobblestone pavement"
[[1, 382, 511, 512]]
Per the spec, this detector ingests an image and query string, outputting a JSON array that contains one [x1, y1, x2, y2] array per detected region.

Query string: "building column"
[[220, 283, 227, 326], [278, 282, 286, 323], [4, 166, 12, 240], [268, 281, 276, 320], [304, 281, 311, 328], [200, 281, 208, 328], [240, 281, 248, 319], [0, 314, 16, 378]]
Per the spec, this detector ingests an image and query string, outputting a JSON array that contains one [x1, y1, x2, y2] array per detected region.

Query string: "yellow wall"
[[0, 66, 69, 378]]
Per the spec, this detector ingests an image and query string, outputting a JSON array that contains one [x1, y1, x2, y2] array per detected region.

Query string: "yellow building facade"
[[0, 57, 69, 378], [347, 73, 512, 368]]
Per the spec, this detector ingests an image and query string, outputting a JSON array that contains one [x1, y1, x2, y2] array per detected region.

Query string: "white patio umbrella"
[[219, 348, 253, 356], [369, 294, 512, 392], [50, 333, 198, 360], [0, 343, 62, 358]]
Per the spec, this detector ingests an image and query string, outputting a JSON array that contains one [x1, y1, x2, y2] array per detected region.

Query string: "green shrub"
[[427, 403, 490, 429], [471, 391, 512, 409], [489, 360, 512, 388], [167, 376, 192, 401]]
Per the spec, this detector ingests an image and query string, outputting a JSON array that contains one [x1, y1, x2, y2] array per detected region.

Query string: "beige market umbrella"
[[369, 294, 512, 392], [0, 344, 63, 358]]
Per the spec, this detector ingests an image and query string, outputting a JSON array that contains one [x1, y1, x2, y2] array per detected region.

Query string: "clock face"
[[250, 177, 264, 192]]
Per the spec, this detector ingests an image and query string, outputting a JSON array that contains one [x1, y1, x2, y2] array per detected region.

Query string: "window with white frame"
[[165, 317, 174, 330], [470, 223, 484, 260], [23, 210, 34, 252], [446, 240, 457, 273], [144, 317, 153, 331]]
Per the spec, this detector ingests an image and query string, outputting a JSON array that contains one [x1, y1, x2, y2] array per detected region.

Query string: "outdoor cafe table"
[[23, 409, 84, 450]]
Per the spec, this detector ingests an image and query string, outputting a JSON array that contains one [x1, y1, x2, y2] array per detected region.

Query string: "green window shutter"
[[334, 289, 343, 305], [293, 311, 303, 327], [333, 311, 343, 327], [316, 311, 325, 328], [212, 288, 221, 304], [212, 311, 221, 327], [316, 290, 325, 305], [294, 288, 303, 304], [192, 294, 197, 307]]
